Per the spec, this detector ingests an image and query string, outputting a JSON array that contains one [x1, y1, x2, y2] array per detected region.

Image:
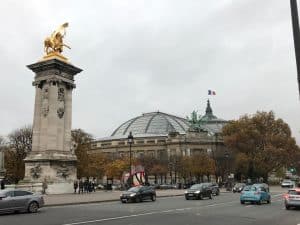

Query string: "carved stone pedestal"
[[22, 57, 82, 194]]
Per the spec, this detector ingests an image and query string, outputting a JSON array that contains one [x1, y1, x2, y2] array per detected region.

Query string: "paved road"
[[1, 191, 300, 225]]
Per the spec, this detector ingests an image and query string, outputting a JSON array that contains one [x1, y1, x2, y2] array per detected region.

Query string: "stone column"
[[23, 58, 82, 194]]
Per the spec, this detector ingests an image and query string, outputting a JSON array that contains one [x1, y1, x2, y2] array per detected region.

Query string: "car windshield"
[[288, 190, 300, 195], [283, 180, 292, 183], [190, 184, 203, 190], [250, 186, 258, 191], [127, 187, 141, 193], [243, 186, 252, 191]]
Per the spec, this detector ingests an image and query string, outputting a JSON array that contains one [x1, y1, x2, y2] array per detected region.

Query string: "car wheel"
[[267, 198, 271, 204], [135, 196, 142, 203], [285, 205, 290, 210], [198, 194, 203, 200], [185, 196, 189, 200], [216, 190, 220, 196], [209, 194, 212, 199], [151, 195, 156, 201], [28, 201, 39, 213], [240, 200, 245, 204]]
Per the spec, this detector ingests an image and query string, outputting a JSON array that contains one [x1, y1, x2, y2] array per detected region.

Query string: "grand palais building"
[[89, 100, 228, 163]]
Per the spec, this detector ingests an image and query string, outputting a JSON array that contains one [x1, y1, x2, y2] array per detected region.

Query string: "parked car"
[[184, 183, 213, 200], [0, 189, 44, 214], [120, 186, 156, 203], [158, 184, 177, 189], [281, 179, 294, 188], [283, 188, 300, 209], [233, 183, 246, 193], [240, 184, 271, 205], [205, 182, 220, 195]]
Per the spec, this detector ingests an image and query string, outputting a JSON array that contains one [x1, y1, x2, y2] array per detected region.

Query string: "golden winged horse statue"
[[44, 23, 71, 55]]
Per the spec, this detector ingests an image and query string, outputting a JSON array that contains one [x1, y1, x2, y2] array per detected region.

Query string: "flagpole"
[[290, 0, 300, 99]]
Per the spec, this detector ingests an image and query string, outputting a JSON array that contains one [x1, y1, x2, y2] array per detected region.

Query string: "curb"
[[45, 194, 184, 207]]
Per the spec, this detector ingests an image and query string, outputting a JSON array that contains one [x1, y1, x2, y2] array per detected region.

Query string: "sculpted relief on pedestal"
[[57, 87, 65, 119], [41, 87, 49, 117], [56, 164, 70, 179], [30, 164, 42, 179]]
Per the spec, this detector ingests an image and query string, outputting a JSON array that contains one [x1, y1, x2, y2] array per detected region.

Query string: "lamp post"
[[224, 151, 230, 190], [0, 149, 5, 179], [290, 0, 300, 98], [127, 132, 134, 187]]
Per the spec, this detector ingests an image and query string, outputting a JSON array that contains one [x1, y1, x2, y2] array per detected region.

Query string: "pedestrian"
[[79, 179, 84, 194], [88, 180, 92, 193], [84, 179, 89, 193], [42, 178, 48, 194], [73, 180, 78, 194], [0, 179, 5, 190], [92, 178, 96, 192]]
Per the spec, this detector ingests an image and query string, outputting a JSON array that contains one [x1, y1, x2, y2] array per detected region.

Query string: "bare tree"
[[5, 125, 32, 183]]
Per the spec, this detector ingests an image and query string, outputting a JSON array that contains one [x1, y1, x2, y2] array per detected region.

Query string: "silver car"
[[0, 189, 44, 214], [284, 188, 300, 209]]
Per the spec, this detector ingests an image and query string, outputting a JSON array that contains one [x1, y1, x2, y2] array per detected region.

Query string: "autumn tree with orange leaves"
[[222, 111, 300, 181]]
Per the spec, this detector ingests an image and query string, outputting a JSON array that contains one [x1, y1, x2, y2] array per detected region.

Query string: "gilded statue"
[[44, 22, 71, 55]]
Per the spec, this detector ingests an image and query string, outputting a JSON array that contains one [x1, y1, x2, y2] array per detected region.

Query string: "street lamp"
[[224, 151, 230, 190], [128, 131, 134, 187]]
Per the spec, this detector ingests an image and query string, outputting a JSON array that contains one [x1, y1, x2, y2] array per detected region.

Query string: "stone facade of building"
[[89, 100, 228, 164]]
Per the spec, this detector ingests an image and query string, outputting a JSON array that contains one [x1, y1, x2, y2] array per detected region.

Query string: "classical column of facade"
[[23, 58, 82, 194]]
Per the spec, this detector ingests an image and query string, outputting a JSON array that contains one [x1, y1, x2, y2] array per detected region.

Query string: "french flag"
[[208, 90, 216, 95]]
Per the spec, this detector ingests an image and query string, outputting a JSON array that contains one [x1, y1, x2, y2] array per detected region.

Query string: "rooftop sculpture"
[[44, 22, 71, 55]]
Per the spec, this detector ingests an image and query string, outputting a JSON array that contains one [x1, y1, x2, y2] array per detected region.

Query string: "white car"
[[281, 180, 294, 188]]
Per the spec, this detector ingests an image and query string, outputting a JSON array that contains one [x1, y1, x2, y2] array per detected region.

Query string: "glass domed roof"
[[111, 112, 190, 138]]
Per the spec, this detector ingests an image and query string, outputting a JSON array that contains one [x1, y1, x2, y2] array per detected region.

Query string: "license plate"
[[188, 193, 194, 196]]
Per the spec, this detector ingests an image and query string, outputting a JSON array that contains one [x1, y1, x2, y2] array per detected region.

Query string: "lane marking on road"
[[61, 201, 237, 225]]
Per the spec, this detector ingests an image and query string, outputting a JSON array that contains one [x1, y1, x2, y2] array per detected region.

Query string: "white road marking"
[[61, 201, 237, 225]]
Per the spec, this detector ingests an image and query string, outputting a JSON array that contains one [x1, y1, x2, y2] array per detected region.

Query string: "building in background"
[[89, 100, 229, 183]]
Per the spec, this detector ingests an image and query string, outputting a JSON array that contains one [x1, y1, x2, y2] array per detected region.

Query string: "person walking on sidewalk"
[[73, 180, 78, 194], [0, 179, 5, 190], [42, 178, 48, 194], [79, 179, 84, 194]]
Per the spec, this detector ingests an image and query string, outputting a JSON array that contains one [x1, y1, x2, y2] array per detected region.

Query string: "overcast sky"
[[0, 0, 299, 143]]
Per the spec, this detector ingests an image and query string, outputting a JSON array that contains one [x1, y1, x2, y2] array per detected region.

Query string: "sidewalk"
[[43, 185, 285, 207], [44, 189, 185, 207]]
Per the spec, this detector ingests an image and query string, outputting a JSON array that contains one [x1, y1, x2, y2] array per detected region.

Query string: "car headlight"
[[120, 194, 123, 197], [194, 190, 200, 194], [130, 193, 136, 197]]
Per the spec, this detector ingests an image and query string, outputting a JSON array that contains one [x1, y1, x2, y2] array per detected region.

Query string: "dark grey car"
[[120, 186, 156, 203], [185, 183, 213, 200], [0, 189, 44, 214]]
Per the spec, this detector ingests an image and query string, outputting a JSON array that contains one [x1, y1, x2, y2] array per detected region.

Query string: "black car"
[[120, 186, 156, 203], [184, 183, 213, 200], [233, 183, 246, 193], [206, 182, 220, 196]]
